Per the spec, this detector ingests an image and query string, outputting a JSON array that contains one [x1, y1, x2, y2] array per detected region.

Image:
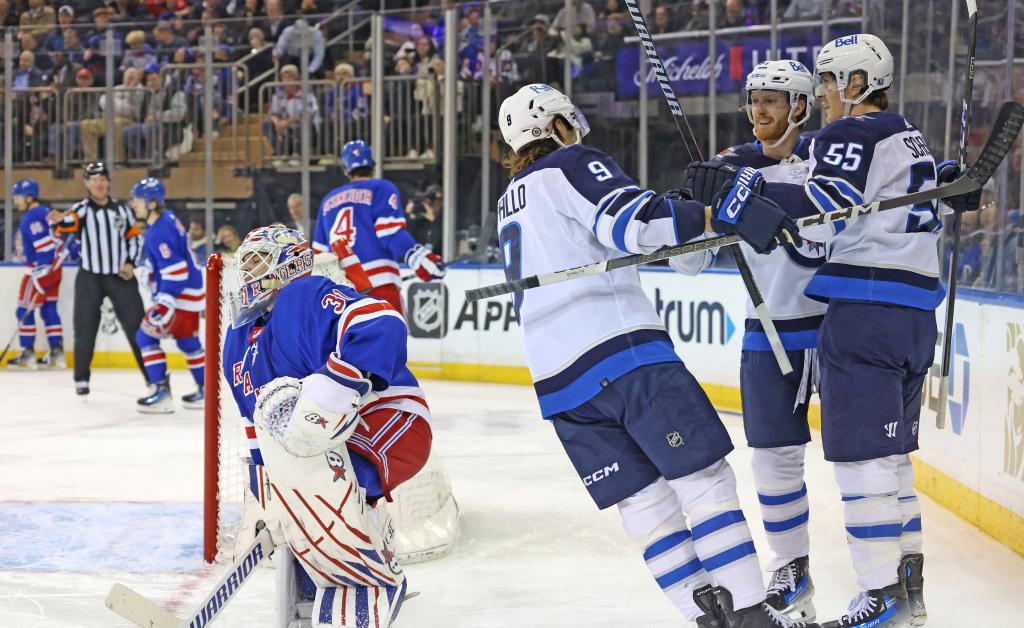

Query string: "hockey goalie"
[[221, 225, 431, 627]]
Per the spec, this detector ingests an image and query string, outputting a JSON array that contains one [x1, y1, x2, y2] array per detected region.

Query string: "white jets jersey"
[[496, 144, 705, 418], [764, 112, 945, 310]]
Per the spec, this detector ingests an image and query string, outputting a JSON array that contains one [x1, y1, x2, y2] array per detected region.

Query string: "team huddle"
[[7, 29, 986, 628]]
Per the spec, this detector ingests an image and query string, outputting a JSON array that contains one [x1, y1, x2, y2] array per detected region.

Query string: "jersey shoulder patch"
[[716, 142, 777, 169]]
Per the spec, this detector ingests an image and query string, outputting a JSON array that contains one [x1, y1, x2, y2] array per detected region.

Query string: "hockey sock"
[[896, 455, 923, 556], [834, 455, 903, 591], [41, 300, 63, 348], [617, 478, 711, 620], [136, 329, 168, 385], [16, 306, 36, 349], [751, 446, 810, 571], [669, 459, 765, 611], [177, 336, 205, 385]]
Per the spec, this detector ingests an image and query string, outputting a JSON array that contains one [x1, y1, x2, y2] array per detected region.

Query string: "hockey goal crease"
[[202, 251, 460, 565]]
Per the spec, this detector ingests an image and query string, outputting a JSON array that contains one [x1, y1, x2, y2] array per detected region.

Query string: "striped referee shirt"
[[62, 197, 142, 275]]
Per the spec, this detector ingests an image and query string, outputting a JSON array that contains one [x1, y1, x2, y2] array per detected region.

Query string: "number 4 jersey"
[[312, 178, 417, 288], [496, 144, 705, 418]]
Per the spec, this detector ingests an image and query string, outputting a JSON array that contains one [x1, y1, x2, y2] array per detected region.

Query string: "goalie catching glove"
[[711, 166, 802, 254], [254, 370, 369, 457]]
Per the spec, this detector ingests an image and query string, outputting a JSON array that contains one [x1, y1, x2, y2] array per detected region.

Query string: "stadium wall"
[[2, 262, 1022, 555]]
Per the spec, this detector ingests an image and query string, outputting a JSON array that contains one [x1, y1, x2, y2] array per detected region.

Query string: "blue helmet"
[[131, 177, 166, 205], [13, 178, 40, 201], [341, 140, 375, 172]]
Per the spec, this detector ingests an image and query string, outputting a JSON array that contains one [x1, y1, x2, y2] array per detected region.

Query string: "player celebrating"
[[694, 35, 981, 628], [8, 178, 67, 370], [496, 83, 811, 628], [675, 61, 824, 623], [312, 140, 444, 313], [129, 178, 206, 413], [222, 226, 430, 626]]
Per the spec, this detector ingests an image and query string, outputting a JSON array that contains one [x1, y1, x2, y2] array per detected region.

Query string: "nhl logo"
[[666, 431, 684, 448], [407, 283, 448, 338]]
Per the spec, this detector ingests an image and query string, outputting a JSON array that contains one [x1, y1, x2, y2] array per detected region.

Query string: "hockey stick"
[[936, 0, 978, 430], [105, 526, 274, 628], [624, 0, 793, 374], [466, 101, 1024, 302]]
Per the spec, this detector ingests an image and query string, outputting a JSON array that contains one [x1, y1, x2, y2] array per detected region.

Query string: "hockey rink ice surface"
[[1, 371, 1022, 627]]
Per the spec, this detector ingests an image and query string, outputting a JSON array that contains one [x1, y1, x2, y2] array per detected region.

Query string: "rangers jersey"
[[312, 179, 417, 288], [19, 204, 59, 269], [497, 144, 705, 418], [763, 112, 944, 310], [140, 210, 204, 311], [222, 276, 429, 466]]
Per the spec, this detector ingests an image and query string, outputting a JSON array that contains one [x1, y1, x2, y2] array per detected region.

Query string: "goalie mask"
[[499, 83, 590, 153], [231, 226, 315, 327], [742, 60, 814, 148]]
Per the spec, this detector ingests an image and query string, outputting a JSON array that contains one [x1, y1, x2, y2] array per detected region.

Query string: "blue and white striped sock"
[[835, 457, 903, 591], [752, 446, 810, 571], [897, 455, 922, 556]]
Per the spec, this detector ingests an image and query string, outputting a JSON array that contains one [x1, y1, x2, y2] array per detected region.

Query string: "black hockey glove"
[[936, 159, 983, 212], [682, 160, 740, 205], [663, 187, 694, 201], [711, 166, 802, 254]]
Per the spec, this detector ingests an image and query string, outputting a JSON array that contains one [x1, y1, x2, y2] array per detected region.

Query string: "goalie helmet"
[[742, 60, 814, 148], [231, 226, 315, 327], [499, 83, 590, 153], [814, 34, 893, 108]]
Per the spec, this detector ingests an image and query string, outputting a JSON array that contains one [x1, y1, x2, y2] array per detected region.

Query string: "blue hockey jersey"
[[222, 276, 429, 466], [312, 179, 417, 288], [141, 210, 204, 311], [762, 112, 944, 310], [19, 204, 59, 268]]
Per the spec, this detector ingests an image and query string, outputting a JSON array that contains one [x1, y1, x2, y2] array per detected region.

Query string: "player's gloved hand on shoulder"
[[936, 159, 983, 212], [143, 293, 176, 336], [254, 371, 367, 457], [711, 166, 802, 254], [683, 160, 740, 206], [663, 187, 694, 201], [406, 244, 445, 282]]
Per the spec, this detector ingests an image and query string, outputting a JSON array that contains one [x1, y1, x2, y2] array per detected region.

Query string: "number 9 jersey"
[[496, 144, 707, 418]]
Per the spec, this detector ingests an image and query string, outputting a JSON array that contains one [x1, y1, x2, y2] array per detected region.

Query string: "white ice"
[[1, 370, 1022, 627]]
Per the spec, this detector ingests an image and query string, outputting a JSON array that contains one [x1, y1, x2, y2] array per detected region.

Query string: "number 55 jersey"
[[496, 144, 706, 418]]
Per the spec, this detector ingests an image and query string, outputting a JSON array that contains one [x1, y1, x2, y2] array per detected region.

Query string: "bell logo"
[[583, 463, 620, 486]]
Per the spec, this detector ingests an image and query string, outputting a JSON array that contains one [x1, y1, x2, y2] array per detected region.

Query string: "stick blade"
[[105, 583, 184, 628], [969, 101, 1024, 187]]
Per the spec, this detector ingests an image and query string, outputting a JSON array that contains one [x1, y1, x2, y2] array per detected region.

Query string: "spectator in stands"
[[20, 0, 57, 38], [406, 184, 443, 253], [153, 20, 188, 63], [184, 59, 225, 140], [124, 63, 187, 161], [263, 64, 321, 166], [685, 0, 711, 30], [411, 35, 439, 74], [599, 0, 627, 20], [509, 15, 558, 84], [0, 0, 16, 28], [18, 31, 53, 75], [285, 193, 307, 234], [13, 50, 50, 162], [215, 224, 241, 254], [723, 0, 752, 28], [274, 18, 326, 77], [550, 24, 594, 76], [188, 218, 209, 263], [552, 0, 597, 35], [332, 62, 367, 120], [45, 5, 76, 51], [265, 0, 290, 41], [14, 51, 47, 90], [63, 28, 85, 66], [189, 0, 226, 20], [230, 0, 266, 43], [111, 0, 148, 25], [649, 4, 677, 34], [84, 8, 125, 85], [121, 30, 158, 72], [50, 50, 77, 90], [49, 67, 97, 160], [783, 0, 825, 20], [489, 38, 520, 84], [81, 67, 146, 162]]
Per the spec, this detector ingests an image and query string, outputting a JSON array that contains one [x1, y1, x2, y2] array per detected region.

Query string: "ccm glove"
[[712, 167, 801, 254], [683, 160, 740, 205], [936, 159, 983, 212], [405, 244, 445, 281]]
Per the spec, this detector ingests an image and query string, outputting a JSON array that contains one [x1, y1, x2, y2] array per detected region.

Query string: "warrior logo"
[[884, 422, 898, 439], [326, 451, 347, 482]]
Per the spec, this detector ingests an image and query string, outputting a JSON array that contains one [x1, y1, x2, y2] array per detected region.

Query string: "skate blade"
[[181, 401, 204, 410], [910, 610, 927, 626], [782, 589, 816, 623], [138, 403, 175, 415]]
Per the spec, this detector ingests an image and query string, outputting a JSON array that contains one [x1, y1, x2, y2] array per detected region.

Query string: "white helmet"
[[231, 226, 314, 327], [814, 34, 893, 112], [743, 60, 814, 147], [498, 83, 590, 153]]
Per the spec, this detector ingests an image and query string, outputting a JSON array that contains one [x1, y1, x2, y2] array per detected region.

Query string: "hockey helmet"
[[341, 140, 375, 172], [742, 60, 814, 147], [498, 83, 590, 153], [813, 34, 893, 108], [231, 226, 315, 327], [12, 178, 40, 202], [131, 177, 166, 205]]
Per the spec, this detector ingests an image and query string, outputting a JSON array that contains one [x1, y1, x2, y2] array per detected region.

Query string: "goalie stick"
[[936, 0, 978, 430], [624, 0, 793, 374], [466, 101, 1023, 302]]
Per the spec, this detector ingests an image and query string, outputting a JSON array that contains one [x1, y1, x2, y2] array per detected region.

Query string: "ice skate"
[[138, 382, 174, 414], [766, 556, 816, 622], [7, 347, 38, 370], [75, 380, 90, 396], [714, 586, 819, 627], [694, 584, 725, 627], [900, 554, 926, 626], [822, 584, 910, 628], [41, 346, 66, 369], [182, 386, 204, 410]]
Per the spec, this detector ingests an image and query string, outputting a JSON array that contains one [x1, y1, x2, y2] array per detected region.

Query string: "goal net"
[[203, 251, 459, 564]]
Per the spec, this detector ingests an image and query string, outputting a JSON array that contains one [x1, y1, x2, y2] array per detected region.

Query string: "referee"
[[48, 163, 149, 395]]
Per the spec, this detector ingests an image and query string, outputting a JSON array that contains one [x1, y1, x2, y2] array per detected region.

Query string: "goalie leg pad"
[[312, 578, 408, 628], [346, 409, 432, 501]]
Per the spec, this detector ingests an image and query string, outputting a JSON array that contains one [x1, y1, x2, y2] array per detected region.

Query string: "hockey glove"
[[28, 264, 57, 297], [142, 293, 177, 337], [405, 244, 445, 282], [254, 373, 364, 457], [330, 239, 373, 294], [683, 160, 740, 205], [711, 167, 802, 254], [936, 159, 983, 213], [663, 187, 694, 202]]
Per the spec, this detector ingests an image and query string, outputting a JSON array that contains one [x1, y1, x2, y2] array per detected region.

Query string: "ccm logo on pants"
[[583, 463, 620, 486]]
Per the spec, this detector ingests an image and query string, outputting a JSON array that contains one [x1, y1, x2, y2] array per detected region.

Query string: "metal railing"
[[5, 87, 58, 167], [257, 80, 331, 166]]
